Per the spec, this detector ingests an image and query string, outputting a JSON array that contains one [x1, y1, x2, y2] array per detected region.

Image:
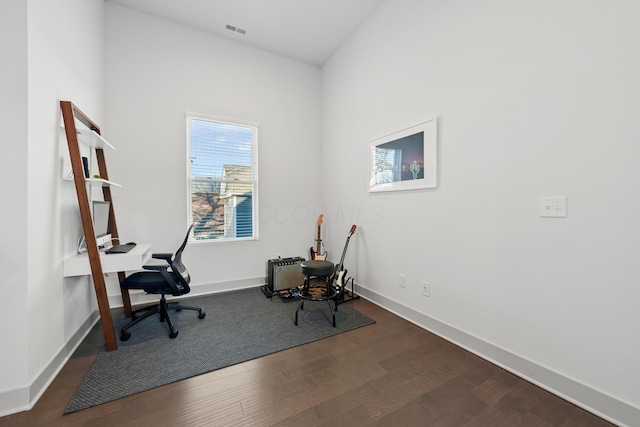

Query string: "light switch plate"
[[539, 196, 568, 218]]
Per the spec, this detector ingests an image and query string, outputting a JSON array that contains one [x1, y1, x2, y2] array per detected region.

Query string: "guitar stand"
[[338, 277, 359, 305]]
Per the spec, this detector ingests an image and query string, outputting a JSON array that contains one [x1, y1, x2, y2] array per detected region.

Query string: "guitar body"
[[332, 225, 356, 293], [310, 214, 327, 260], [311, 250, 327, 261], [332, 268, 347, 290]]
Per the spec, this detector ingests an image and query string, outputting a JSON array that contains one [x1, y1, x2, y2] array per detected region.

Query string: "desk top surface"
[[64, 243, 152, 277]]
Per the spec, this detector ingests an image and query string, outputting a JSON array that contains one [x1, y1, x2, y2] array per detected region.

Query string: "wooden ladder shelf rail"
[[60, 100, 132, 352]]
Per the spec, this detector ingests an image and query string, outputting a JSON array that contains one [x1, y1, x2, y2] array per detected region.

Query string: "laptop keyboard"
[[105, 242, 136, 254]]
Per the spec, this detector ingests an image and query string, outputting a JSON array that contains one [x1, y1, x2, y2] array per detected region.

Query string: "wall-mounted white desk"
[[63, 243, 152, 277]]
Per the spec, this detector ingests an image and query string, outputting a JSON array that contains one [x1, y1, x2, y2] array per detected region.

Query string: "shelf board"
[[77, 128, 115, 150], [87, 177, 122, 187], [61, 126, 115, 150], [63, 176, 122, 187]]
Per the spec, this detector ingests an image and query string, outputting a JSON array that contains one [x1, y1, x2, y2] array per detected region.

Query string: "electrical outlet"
[[539, 196, 568, 218], [399, 274, 406, 288], [421, 281, 430, 297]]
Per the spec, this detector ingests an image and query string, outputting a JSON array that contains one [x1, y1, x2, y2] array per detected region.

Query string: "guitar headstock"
[[318, 214, 323, 225], [348, 224, 356, 236]]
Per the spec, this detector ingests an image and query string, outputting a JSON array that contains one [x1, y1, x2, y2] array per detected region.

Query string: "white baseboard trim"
[[0, 310, 100, 418], [107, 276, 265, 308], [354, 284, 638, 427], [9, 279, 633, 425]]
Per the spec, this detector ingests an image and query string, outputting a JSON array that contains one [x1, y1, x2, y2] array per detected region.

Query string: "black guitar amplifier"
[[267, 257, 305, 292]]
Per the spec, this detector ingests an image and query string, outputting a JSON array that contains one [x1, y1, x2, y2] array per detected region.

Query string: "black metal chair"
[[119, 224, 205, 341]]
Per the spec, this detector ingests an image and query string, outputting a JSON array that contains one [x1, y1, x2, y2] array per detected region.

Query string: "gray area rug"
[[65, 287, 374, 414]]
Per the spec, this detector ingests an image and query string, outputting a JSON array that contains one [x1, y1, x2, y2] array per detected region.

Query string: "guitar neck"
[[336, 238, 350, 271], [316, 226, 322, 253], [336, 225, 356, 271]]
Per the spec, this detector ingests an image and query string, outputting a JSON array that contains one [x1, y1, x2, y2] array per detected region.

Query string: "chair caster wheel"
[[120, 332, 131, 341], [198, 311, 206, 319], [169, 330, 178, 339]]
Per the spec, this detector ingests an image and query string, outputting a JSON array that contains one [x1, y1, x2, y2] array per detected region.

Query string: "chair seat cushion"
[[300, 260, 334, 276], [121, 271, 178, 294]]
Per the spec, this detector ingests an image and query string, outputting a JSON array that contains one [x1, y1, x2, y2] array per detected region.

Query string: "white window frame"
[[185, 111, 259, 243]]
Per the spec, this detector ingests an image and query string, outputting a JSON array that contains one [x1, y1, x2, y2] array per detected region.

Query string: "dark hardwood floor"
[[0, 296, 615, 426]]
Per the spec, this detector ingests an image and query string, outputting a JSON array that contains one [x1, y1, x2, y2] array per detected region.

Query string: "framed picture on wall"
[[368, 117, 438, 193]]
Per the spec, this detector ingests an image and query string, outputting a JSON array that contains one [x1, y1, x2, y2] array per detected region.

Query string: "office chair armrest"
[[152, 253, 174, 263], [141, 264, 168, 271], [160, 269, 182, 295]]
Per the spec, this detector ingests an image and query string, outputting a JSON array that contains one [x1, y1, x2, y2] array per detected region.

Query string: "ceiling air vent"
[[225, 24, 247, 35]]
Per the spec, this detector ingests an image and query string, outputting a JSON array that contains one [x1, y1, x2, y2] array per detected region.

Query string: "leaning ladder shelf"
[[60, 100, 132, 352]]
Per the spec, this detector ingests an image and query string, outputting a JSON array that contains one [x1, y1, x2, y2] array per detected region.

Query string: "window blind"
[[187, 114, 257, 241]]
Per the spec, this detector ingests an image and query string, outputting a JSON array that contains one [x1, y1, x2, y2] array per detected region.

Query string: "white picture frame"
[[368, 117, 438, 193]]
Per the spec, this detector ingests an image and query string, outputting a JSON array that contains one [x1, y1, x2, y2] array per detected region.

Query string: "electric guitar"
[[332, 225, 356, 293], [310, 214, 327, 260]]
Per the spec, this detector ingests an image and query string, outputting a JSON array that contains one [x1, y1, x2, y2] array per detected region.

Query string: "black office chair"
[[119, 224, 205, 341]]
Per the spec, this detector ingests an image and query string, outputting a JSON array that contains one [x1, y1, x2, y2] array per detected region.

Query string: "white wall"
[[0, 0, 29, 412], [104, 3, 322, 301], [0, 0, 104, 416], [4, 0, 638, 423], [321, 0, 640, 425]]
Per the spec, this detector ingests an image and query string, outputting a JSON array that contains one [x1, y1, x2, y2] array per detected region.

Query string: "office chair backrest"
[[170, 224, 193, 294]]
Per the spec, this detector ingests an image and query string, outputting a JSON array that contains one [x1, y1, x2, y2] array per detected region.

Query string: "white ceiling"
[[107, 0, 386, 67]]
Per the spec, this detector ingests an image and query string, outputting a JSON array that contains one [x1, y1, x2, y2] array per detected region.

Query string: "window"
[[186, 112, 258, 242]]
